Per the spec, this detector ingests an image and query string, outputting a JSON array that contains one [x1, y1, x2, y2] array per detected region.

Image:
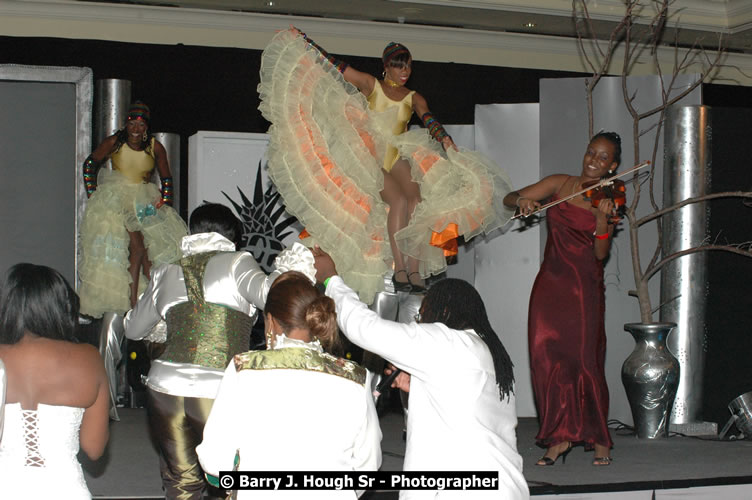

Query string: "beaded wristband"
[[82, 155, 101, 198], [299, 31, 349, 74], [594, 232, 609, 240], [160, 176, 174, 206], [421, 112, 449, 142]]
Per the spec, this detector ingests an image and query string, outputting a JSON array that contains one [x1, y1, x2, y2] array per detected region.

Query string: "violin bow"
[[511, 161, 651, 220]]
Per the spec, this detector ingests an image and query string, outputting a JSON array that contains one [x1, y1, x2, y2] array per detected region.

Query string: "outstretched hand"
[[280, 25, 302, 35], [441, 136, 458, 152], [517, 197, 542, 217], [311, 246, 337, 284]]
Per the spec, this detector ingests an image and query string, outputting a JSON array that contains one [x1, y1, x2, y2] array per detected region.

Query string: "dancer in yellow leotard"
[[79, 102, 187, 318], [258, 29, 514, 303], [347, 41, 457, 292]]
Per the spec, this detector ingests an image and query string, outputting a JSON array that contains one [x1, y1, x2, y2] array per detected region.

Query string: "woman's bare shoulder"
[[2, 339, 104, 407], [24, 340, 104, 382], [66, 342, 106, 373]]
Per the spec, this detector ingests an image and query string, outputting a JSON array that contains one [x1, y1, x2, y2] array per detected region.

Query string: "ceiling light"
[[523, 22, 537, 29]]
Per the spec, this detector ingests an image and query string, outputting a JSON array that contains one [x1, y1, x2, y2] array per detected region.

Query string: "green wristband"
[[323, 277, 332, 288]]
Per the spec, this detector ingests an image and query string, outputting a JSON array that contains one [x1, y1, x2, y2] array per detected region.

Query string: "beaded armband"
[[82, 155, 101, 198], [299, 30, 349, 74], [160, 176, 174, 206], [421, 112, 449, 143]]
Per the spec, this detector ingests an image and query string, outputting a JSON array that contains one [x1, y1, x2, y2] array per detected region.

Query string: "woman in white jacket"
[[197, 271, 381, 498]]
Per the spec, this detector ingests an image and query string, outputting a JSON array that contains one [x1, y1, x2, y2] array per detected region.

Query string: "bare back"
[[0, 335, 109, 459]]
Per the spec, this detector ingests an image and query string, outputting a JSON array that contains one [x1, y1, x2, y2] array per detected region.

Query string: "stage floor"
[[82, 407, 752, 499]]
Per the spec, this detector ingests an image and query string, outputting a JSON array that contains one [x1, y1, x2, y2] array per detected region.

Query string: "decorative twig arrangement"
[[573, 0, 752, 323]]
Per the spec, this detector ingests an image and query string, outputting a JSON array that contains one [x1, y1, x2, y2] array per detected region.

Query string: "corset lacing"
[[21, 410, 45, 467]]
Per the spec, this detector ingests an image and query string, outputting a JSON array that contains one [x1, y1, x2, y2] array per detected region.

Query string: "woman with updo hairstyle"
[[262, 271, 342, 355], [0, 263, 109, 499], [197, 271, 381, 498]]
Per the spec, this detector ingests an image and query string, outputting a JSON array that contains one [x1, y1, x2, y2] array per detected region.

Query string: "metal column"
[[661, 105, 716, 435], [93, 79, 131, 150], [153, 132, 181, 213]]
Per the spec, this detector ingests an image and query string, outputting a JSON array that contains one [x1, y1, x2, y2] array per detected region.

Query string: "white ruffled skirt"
[[259, 29, 514, 303], [78, 169, 187, 318]]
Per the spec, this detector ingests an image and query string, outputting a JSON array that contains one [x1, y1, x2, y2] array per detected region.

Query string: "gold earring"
[[142, 131, 148, 142], [265, 330, 273, 350]]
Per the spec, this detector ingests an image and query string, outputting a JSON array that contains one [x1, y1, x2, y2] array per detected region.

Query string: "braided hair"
[[421, 279, 515, 401]]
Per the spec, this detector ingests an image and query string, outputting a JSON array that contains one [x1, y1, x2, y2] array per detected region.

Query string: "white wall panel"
[[473, 103, 540, 418]]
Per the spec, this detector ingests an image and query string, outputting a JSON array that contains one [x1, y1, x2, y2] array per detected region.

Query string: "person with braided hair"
[[258, 29, 514, 303], [79, 101, 187, 318], [312, 248, 528, 500]]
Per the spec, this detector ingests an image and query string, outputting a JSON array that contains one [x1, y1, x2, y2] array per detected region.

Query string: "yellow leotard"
[[367, 82, 415, 172], [111, 138, 156, 183]]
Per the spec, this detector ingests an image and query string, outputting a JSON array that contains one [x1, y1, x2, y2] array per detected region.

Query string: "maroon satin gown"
[[528, 196, 613, 449]]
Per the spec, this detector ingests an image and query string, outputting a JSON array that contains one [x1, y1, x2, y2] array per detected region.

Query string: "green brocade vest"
[[160, 251, 254, 370], [233, 347, 367, 386]]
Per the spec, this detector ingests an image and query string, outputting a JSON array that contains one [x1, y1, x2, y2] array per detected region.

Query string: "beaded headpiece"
[[126, 101, 150, 124], [382, 42, 411, 67]]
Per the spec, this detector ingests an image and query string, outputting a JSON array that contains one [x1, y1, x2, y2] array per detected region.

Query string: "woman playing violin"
[[502, 131, 621, 467]]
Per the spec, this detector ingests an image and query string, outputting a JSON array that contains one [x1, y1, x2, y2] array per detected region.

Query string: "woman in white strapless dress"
[[0, 263, 110, 499]]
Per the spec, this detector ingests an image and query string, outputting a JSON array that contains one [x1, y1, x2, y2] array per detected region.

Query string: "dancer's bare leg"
[[380, 168, 408, 284], [127, 230, 147, 308], [390, 159, 423, 288], [141, 248, 153, 281]]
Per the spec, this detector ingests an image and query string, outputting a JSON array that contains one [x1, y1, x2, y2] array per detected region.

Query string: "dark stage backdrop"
[[0, 35, 585, 218], [704, 107, 752, 427], [1, 36, 751, 424]]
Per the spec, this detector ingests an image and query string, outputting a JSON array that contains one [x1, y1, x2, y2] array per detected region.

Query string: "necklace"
[[383, 77, 401, 88]]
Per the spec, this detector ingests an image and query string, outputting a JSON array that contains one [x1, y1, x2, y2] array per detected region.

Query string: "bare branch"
[[574, 0, 730, 320], [636, 191, 752, 226], [573, 0, 599, 75], [637, 37, 725, 121], [644, 244, 752, 281], [652, 293, 681, 315]]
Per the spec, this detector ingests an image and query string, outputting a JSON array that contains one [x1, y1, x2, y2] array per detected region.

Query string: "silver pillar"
[[92, 80, 131, 417], [153, 132, 181, 211], [99, 312, 125, 421], [660, 105, 712, 431], [93, 79, 131, 147]]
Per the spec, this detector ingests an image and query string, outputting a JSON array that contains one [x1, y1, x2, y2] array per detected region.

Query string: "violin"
[[583, 178, 626, 223], [511, 161, 650, 220]]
